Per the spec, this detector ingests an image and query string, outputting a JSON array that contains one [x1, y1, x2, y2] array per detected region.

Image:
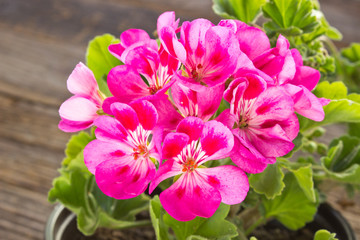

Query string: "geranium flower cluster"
[[58, 12, 328, 221]]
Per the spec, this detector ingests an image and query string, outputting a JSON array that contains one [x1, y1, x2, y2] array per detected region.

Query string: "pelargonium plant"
[[49, 1, 360, 239]]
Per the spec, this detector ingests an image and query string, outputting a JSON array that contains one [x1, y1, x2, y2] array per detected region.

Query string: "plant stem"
[[245, 216, 266, 236]]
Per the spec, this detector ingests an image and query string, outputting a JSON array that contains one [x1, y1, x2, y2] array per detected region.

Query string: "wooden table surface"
[[0, 0, 359, 239]]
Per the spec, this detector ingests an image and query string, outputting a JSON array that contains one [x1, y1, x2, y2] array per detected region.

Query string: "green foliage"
[[249, 163, 285, 199], [339, 43, 360, 92], [341, 43, 360, 65], [321, 135, 360, 184], [262, 173, 318, 230], [293, 39, 336, 74], [63, 131, 95, 166], [299, 81, 360, 131], [149, 196, 171, 240], [150, 197, 238, 240], [86, 34, 122, 97], [348, 122, 360, 138], [313, 229, 338, 240], [49, 131, 150, 235], [279, 159, 316, 202], [262, 0, 319, 36], [212, 0, 266, 23], [164, 203, 238, 240]]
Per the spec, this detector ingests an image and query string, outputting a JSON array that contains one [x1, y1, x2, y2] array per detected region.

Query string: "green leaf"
[[63, 131, 95, 166], [193, 204, 238, 239], [279, 160, 316, 202], [86, 34, 122, 97], [348, 122, 360, 138], [301, 10, 342, 42], [262, 0, 319, 36], [262, 173, 318, 230], [321, 135, 360, 184], [313, 229, 338, 240], [164, 203, 238, 240], [299, 81, 360, 131], [338, 43, 360, 93], [249, 163, 285, 199], [341, 43, 360, 65], [212, 0, 266, 23], [149, 196, 171, 240]]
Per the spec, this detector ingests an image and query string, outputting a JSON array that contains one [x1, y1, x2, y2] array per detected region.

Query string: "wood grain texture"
[[0, 0, 359, 239]]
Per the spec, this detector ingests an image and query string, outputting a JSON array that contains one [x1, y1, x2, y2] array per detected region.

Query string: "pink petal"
[[149, 159, 182, 193], [160, 173, 221, 221], [120, 29, 151, 48], [159, 27, 186, 63], [108, 65, 149, 103], [110, 102, 139, 131], [198, 165, 249, 205], [219, 20, 270, 60], [292, 65, 321, 91], [180, 19, 214, 56], [102, 96, 120, 115], [176, 117, 205, 142], [67, 62, 99, 97], [223, 78, 247, 103], [162, 132, 190, 159], [277, 51, 296, 85], [248, 125, 294, 158], [58, 119, 93, 132], [250, 87, 294, 125], [95, 156, 156, 199], [108, 43, 126, 60], [84, 140, 127, 174], [215, 109, 236, 130], [157, 11, 179, 34], [93, 115, 127, 142], [130, 100, 158, 130], [242, 73, 267, 100], [150, 96, 183, 131], [124, 46, 160, 81], [59, 96, 99, 122], [197, 84, 224, 121], [171, 81, 197, 118], [200, 120, 234, 161], [229, 135, 268, 173], [292, 85, 325, 121]]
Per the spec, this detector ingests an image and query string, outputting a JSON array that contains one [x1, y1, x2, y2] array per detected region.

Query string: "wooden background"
[[0, 0, 359, 239]]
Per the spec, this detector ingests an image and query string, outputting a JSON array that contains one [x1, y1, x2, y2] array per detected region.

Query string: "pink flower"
[[170, 81, 224, 121], [219, 20, 270, 61], [108, 29, 158, 63], [84, 100, 160, 199], [108, 45, 179, 103], [58, 62, 104, 132], [218, 74, 298, 173], [253, 35, 329, 121], [149, 117, 249, 221], [158, 12, 240, 91]]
